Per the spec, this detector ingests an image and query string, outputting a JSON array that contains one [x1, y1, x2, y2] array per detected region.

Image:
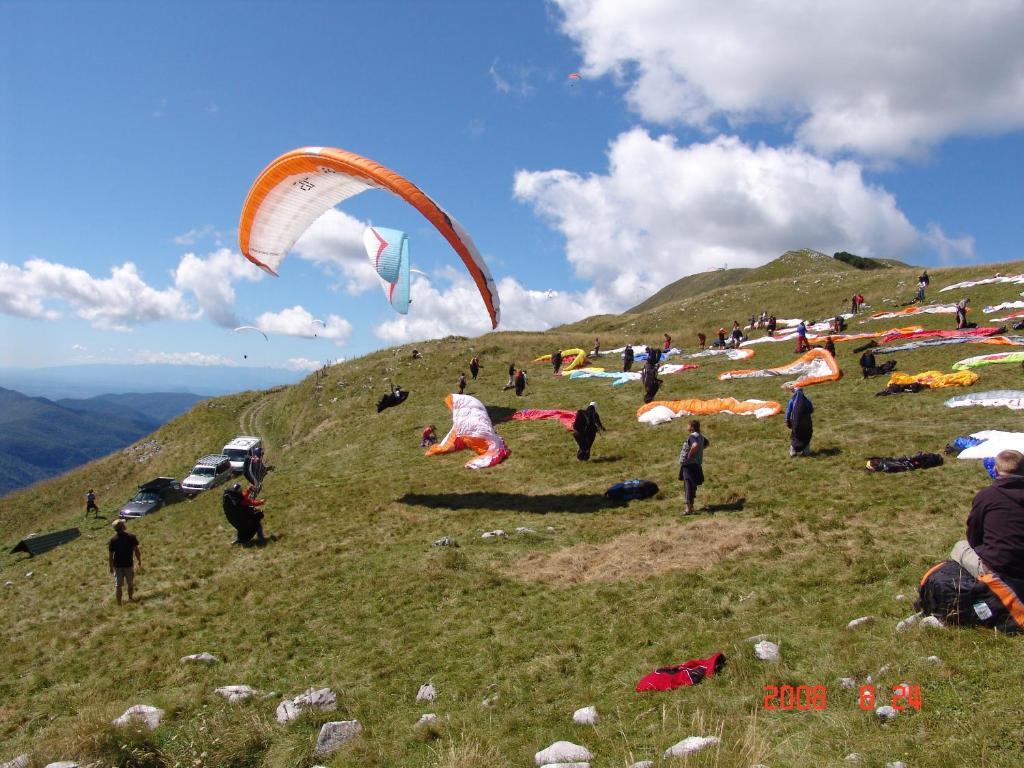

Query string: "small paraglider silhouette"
[[568, 72, 582, 86]]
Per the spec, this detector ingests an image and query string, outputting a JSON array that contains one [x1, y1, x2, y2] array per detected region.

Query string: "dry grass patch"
[[508, 517, 767, 585]]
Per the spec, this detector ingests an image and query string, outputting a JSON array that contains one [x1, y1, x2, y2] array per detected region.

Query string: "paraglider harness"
[[859, 350, 896, 378], [223, 486, 264, 544], [377, 385, 409, 412]]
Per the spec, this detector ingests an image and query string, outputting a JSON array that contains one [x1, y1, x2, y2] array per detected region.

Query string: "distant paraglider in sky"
[[238, 146, 500, 328], [233, 325, 269, 341], [568, 72, 581, 86]]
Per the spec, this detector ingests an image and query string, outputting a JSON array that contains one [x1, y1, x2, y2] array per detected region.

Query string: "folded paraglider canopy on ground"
[[637, 398, 781, 424], [719, 348, 841, 389]]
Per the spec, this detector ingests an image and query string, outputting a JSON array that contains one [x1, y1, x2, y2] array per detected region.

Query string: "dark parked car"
[[118, 477, 188, 519]]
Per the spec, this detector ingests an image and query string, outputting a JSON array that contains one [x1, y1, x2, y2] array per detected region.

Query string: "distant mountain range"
[[0, 363, 308, 400], [0, 387, 206, 496]]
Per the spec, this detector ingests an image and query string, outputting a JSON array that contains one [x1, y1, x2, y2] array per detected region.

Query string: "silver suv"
[[181, 454, 233, 494]]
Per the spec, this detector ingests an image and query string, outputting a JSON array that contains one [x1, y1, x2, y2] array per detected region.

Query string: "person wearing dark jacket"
[[785, 387, 813, 457], [950, 450, 1024, 580], [679, 420, 709, 515], [514, 369, 527, 396], [623, 345, 634, 372], [552, 349, 563, 375], [572, 401, 606, 461], [469, 356, 481, 379], [640, 360, 661, 404]]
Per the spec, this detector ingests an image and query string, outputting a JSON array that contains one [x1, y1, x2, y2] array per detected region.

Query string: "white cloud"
[[924, 223, 977, 265], [514, 129, 921, 309], [556, 0, 1024, 158], [291, 208, 378, 295], [172, 225, 226, 246], [0, 258, 192, 330], [280, 357, 322, 372], [71, 344, 86, 351], [254, 305, 353, 346], [134, 350, 237, 366], [373, 271, 609, 343], [173, 247, 264, 328], [488, 58, 537, 97]]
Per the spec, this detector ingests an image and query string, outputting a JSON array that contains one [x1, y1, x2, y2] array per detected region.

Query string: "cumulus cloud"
[[0, 259, 192, 330], [513, 129, 921, 309], [291, 208, 378, 295], [172, 225, 226, 246], [253, 305, 353, 346], [280, 357, 323, 372], [924, 223, 978, 265], [134, 350, 237, 366], [373, 270, 609, 343], [556, 0, 1024, 158], [173, 247, 264, 328]]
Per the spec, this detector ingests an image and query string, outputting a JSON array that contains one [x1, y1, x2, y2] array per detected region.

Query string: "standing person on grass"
[[469, 355, 481, 380], [108, 519, 141, 605], [85, 488, 100, 519], [785, 387, 814, 457], [679, 420, 709, 516], [457, 372, 467, 394]]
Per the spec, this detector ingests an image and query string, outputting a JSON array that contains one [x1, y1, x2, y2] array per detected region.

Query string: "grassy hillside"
[[3, 257, 1024, 767]]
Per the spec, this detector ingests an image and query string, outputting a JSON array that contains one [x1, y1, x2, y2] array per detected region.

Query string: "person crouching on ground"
[[950, 450, 1024, 580], [679, 420, 709, 516], [785, 387, 813, 457], [108, 519, 141, 605], [421, 424, 437, 447]]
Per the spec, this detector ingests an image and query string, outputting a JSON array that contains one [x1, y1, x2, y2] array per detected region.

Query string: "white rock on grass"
[[664, 736, 720, 758], [432, 536, 456, 547], [630, 762, 654, 768], [895, 593, 908, 601], [572, 706, 598, 725], [0, 756, 29, 768], [215, 685, 260, 702], [276, 687, 337, 724], [876, 705, 899, 722], [846, 616, 875, 630], [44, 763, 79, 768], [922, 655, 942, 664], [314, 720, 362, 755], [416, 713, 438, 726], [4, 581, 12, 588], [845, 754, 863, 763], [753, 640, 781, 662], [516, 526, 537, 534], [481, 530, 505, 539], [539, 763, 590, 768], [895, 612, 922, 632], [921, 616, 945, 629], [180, 652, 219, 664], [534, 741, 593, 765], [886, 762, 908, 768], [416, 682, 437, 702], [112, 704, 164, 730]]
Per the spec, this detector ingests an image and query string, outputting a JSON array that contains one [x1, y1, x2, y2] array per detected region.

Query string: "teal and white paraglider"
[[362, 226, 411, 314]]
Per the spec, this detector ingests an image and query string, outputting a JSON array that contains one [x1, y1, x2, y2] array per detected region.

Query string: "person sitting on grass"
[[950, 450, 1024, 580], [421, 424, 437, 448], [859, 349, 896, 378]]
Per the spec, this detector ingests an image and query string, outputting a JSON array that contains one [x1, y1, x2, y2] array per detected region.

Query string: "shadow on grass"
[[590, 455, 624, 463], [487, 405, 520, 423], [703, 497, 746, 513], [399, 491, 609, 513], [813, 447, 842, 457]]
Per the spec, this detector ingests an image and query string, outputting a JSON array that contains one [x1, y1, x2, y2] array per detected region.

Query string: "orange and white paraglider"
[[239, 147, 500, 328]]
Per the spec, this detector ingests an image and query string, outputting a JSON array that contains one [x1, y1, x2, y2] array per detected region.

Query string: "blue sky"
[[2, 0, 1023, 371]]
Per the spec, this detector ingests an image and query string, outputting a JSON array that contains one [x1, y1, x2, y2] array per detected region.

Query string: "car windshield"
[[193, 466, 216, 476], [224, 448, 249, 460], [131, 491, 160, 503]]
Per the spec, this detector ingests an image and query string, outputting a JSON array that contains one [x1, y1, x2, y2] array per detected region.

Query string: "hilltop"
[[628, 249, 910, 314], [2, 254, 1024, 767]]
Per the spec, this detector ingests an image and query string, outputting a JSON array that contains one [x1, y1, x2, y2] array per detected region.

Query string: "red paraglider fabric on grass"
[[635, 652, 726, 691]]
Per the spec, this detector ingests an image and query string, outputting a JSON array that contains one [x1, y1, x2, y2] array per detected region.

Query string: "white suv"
[[222, 436, 263, 473], [181, 455, 233, 494]]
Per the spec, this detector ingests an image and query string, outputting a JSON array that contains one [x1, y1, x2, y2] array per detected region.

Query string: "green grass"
[[3, 256, 1024, 767]]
